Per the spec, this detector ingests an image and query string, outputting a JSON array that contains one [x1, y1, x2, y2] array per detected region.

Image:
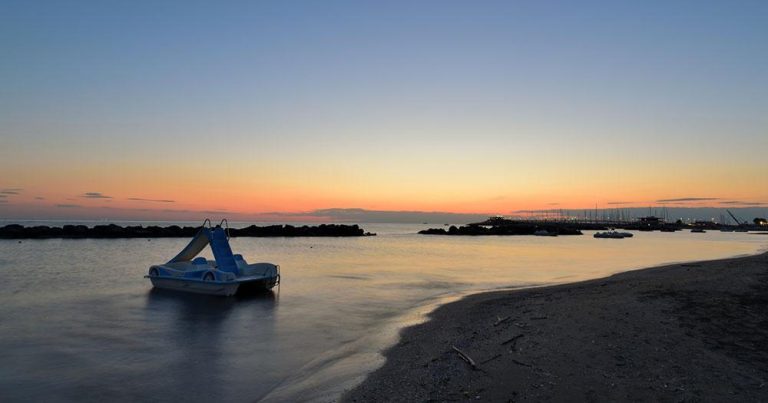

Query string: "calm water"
[[0, 223, 765, 402]]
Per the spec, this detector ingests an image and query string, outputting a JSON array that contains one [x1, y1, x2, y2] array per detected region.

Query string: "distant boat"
[[534, 229, 557, 237], [145, 219, 280, 296], [691, 228, 706, 233], [594, 230, 632, 239]]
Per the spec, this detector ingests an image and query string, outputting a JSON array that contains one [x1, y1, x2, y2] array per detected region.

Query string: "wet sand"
[[344, 252, 768, 402]]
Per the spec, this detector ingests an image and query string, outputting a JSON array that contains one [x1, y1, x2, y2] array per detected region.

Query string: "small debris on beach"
[[451, 346, 478, 370], [501, 334, 525, 346], [494, 316, 510, 326]]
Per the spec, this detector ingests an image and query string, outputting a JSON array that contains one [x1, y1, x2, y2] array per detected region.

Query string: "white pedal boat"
[[594, 230, 634, 239], [145, 219, 280, 296]]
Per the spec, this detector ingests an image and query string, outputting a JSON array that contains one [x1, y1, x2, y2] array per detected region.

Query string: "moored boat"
[[594, 230, 632, 239], [145, 219, 280, 296]]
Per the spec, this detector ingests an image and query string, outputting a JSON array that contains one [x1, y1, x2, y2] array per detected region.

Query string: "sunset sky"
[[2, 1, 767, 221]]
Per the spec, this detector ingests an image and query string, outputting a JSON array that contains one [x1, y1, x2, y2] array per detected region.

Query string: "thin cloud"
[[127, 197, 175, 203], [201, 210, 230, 215], [56, 204, 82, 208], [258, 210, 316, 217], [1, 188, 22, 195], [34, 196, 45, 200], [607, 201, 633, 205], [81, 192, 112, 199], [656, 197, 719, 203], [720, 201, 766, 206], [251, 208, 491, 224], [0, 195, 6, 198]]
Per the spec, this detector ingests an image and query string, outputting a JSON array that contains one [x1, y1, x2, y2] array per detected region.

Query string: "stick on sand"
[[451, 346, 478, 370]]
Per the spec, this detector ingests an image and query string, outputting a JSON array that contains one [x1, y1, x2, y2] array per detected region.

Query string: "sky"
[[1, 1, 767, 221]]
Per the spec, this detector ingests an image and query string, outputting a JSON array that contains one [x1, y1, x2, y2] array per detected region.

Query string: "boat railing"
[[219, 218, 230, 240], [275, 264, 281, 293], [202, 218, 212, 229]]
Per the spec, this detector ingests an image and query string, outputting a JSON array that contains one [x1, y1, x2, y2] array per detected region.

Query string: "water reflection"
[[146, 287, 278, 306], [143, 289, 278, 401]]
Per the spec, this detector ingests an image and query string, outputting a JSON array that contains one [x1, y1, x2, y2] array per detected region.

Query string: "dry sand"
[[344, 252, 768, 402]]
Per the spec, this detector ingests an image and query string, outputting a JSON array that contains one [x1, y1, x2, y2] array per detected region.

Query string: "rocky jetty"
[[0, 223, 374, 239], [419, 224, 582, 236], [474, 217, 608, 231]]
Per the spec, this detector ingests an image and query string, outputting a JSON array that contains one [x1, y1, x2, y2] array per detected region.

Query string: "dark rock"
[[0, 223, 375, 239], [419, 223, 583, 236]]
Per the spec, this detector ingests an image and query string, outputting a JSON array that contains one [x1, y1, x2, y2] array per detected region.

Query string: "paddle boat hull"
[[145, 262, 280, 296], [147, 276, 242, 296]]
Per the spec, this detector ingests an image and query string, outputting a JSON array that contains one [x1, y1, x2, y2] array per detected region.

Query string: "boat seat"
[[234, 254, 248, 270], [192, 257, 208, 266]]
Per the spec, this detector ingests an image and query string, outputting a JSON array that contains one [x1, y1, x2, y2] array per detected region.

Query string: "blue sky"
[[1, 0, 767, 219]]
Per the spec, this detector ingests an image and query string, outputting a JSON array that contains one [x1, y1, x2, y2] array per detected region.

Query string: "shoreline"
[[343, 251, 768, 402]]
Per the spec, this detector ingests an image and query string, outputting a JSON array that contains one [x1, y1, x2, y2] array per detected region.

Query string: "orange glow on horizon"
[[2, 143, 766, 220]]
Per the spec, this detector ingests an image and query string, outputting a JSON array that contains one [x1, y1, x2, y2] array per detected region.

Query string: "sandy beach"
[[344, 252, 768, 402]]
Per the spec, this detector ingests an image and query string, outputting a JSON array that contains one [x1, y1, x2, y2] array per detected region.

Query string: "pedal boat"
[[145, 219, 280, 296]]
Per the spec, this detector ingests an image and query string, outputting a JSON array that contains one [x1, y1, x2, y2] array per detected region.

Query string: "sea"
[[0, 221, 765, 402]]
